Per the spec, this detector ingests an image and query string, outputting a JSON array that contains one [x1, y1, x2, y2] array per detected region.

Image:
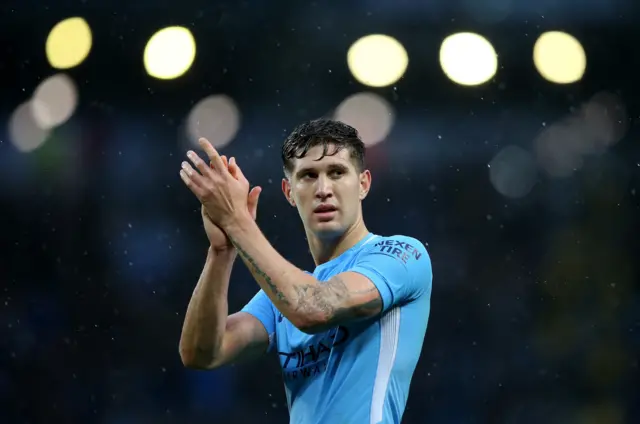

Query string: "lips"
[[314, 204, 337, 213]]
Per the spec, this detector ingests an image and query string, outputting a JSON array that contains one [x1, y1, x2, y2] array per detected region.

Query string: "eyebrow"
[[295, 163, 350, 178]]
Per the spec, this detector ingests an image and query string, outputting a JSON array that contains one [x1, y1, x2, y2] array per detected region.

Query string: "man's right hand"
[[202, 156, 261, 252]]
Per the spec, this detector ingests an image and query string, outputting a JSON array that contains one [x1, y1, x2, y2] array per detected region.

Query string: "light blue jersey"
[[242, 233, 432, 424]]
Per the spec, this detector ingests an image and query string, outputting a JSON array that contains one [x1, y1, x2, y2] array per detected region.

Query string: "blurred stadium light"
[[8, 73, 79, 153], [439, 32, 498, 86], [333, 92, 395, 147], [534, 31, 586, 84], [45, 17, 93, 69], [535, 121, 586, 178], [534, 91, 628, 178], [8, 102, 51, 153], [488, 145, 538, 198], [581, 91, 628, 150], [31, 74, 78, 131], [347, 34, 409, 87], [185, 95, 241, 149], [144, 26, 197, 80]]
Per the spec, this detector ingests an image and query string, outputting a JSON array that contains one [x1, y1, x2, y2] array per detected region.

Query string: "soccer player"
[[178, 120, 432, 424]]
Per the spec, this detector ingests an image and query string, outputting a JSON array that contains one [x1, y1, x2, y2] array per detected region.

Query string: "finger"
[[198, 138, 217, 158], [198, 138, 225, 170], [248, 186, 262, 204], [248, 186, 262, 219], [211, 155, 228, 172], [228, 157, 247, 183], [228, 157, 239, 180], [186, 151, 211, 176], [181, 161, 205, 185], [180, 170, 205, 198]]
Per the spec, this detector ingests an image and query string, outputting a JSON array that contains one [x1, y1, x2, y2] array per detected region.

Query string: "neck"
[[306, 216, 370, 266]]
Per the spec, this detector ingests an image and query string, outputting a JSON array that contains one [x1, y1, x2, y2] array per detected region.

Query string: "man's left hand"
[[179, 137, 253, 230]]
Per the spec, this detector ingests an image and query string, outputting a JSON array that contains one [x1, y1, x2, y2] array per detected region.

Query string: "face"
[[282, 144, 371, 238]]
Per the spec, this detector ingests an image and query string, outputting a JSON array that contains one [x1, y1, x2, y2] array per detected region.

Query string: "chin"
[[311, 221, 346, 239]]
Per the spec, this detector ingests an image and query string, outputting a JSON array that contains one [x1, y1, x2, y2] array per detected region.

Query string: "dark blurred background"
[[1, 1, 639, 423]]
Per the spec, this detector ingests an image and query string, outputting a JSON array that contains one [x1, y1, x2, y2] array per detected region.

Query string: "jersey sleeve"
[[349, 235, 432, 313], [241, 289, 277, 352]]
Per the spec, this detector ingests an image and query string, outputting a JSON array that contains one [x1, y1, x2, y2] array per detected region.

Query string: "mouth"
[[313, 204, 337, 213], [313, 204, 338, 221]]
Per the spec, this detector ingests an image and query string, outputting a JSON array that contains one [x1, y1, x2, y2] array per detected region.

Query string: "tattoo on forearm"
[[229, 237, 380, 325], [293, 276, 381, 323], [229, 237, 290, 306]]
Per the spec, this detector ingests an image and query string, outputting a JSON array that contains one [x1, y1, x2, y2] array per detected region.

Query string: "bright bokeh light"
[[534, 31, 586, 84], [46, 17, 93, 69], [347, 34, 408, 87], [488, 145, 538, 198], [9, 102, 51, 153], [144, 27, 196, 80], [31, 74, 78, 130], [186, 95, 240, 148], [334, 92, 394, 146], [439, 32, 498, 86]]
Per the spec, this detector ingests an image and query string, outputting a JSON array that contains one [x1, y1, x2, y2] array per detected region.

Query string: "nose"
[[314, 175, 333, 200]]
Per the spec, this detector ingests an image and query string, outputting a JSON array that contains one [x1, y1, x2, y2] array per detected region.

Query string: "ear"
[[359, 169, 372, 200], [281, 178, 296, 207]]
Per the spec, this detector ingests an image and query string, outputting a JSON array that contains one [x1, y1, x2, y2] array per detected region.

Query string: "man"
[[178, 120, 432, 424]]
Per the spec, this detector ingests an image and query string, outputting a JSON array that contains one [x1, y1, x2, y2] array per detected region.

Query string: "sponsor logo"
[[278, 326, 349, 381], [374, 239, 422, 264]]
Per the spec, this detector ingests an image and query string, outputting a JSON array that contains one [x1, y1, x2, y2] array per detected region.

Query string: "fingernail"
[[230, 157, 235, 165], [187, 151, 195, 159]]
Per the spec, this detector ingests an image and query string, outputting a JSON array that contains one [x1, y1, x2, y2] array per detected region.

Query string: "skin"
[[178, 155, 265, 369], [282, 145, 371, 264], [201, 155, 261, 252], [180, 138, 383, 335]]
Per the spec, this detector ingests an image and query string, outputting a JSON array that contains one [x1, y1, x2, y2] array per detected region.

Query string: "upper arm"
[[348, 235, 432, 313], [295, 236, 432, 333], [210, 290, 276, 368], [211, 311, 270, 367], [294, 272, 383, 333]]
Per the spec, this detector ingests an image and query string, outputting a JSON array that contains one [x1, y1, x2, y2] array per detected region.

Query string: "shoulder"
[[366, 234, 430, 262], [360, 234, 431, 277], [357, 234, 432, 299]]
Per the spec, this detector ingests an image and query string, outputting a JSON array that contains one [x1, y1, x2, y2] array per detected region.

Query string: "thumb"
[[247, 186, 262, 220], [201, 204, 212, 219]]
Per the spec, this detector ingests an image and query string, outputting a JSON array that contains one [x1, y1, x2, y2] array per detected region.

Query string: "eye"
[[301, 171, 316, 180], [330, 169, 344, 178]]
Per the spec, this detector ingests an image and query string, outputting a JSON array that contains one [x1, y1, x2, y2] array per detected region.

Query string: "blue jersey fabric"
[[241, 233, 432, 424]]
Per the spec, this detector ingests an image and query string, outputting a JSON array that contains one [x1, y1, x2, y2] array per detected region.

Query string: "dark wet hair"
[[281, 119, 365, 175]]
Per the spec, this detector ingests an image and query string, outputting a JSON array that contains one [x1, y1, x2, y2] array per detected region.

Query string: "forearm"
[[179, 247, 236, 366], [226, 216, 338, 331]]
